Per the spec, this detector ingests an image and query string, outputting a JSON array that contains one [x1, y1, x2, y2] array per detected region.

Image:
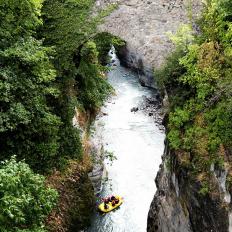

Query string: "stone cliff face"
[[147, 139, 230, 232], [96, 0, 202, 87], [147, 140, 192, 232]]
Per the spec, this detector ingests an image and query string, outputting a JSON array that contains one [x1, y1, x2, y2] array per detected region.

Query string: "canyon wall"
[[147, 139, 230, 232], [96, 0, 202, 87]]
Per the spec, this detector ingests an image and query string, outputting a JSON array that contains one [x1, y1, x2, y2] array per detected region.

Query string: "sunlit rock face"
[[96, 0, 202, 83]]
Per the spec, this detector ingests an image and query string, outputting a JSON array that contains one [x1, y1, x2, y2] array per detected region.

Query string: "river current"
[[87, 49, 165, 232]]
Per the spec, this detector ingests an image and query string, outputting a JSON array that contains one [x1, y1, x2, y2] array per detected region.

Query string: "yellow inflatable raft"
[[98, 196, 123, 213]]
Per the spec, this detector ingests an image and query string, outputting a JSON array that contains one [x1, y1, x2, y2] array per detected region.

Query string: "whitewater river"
[[87, 50, 165, 232]]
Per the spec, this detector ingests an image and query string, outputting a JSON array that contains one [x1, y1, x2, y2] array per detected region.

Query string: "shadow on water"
[[86, 47, 165, 232]]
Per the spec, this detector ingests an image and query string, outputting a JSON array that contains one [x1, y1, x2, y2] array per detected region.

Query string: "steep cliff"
[[147, 0, 232, 231], [147, 139, 230, 232]]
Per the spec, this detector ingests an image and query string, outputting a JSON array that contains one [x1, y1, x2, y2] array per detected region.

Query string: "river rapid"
[[87, 49, 165, 232]]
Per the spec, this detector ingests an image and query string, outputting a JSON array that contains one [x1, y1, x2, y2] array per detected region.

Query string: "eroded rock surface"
[[147, 139, 230, 232], [96, 0, 202, 87]]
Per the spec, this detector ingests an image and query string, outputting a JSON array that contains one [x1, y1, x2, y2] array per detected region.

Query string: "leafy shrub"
[[0, 157, 58, 232], [167, 129, 182, 150], [0, 0, 63, 172], [77, 41, 112, 110], [157, 0, 232, 177], [199, 184, 209, 196]]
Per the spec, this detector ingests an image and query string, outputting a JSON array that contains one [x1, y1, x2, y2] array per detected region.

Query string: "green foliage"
[[154, 26, 194, 108], [167, 129, 182, 150], [0, 0, 115, 172], [169, 108, 191, 128], [206, 100, 232, 148], [77, 41, 112, 109], [39, 0, 116, 170], [105, 150, 117, 166], [157, 0, 232, 177], [167, 24, 194, 50], [97, 3, 119, 19], [58, 125, 83, 163], [0, 0, 43, 46], [41, 0, 97, 75], [0, 157, 58, 232], [0, 0, 115, 229], [168, 108, 191, 149], [41, 2, 113, 168], [199, 182, 209, 196], [16, 229, 46, 232], [155, 48, 186, 89]]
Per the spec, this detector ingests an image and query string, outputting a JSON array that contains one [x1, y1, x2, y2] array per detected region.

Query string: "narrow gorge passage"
[[87, 50, 165, 232]]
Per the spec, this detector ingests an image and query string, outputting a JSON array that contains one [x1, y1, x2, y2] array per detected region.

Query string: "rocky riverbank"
[[96, 0, 202, 87]]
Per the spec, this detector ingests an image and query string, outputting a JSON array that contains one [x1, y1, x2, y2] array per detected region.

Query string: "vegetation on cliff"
[[0, 0, 116, 230], [156, 0, 232, 194]]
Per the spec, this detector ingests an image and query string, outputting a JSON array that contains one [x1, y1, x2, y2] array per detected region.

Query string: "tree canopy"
[[0, 157, 58, 232], [156, 0, 232, 193], [0, 0, 114, 172], [0, 0, 62, 172]]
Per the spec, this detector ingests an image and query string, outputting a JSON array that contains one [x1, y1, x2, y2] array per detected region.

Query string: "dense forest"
[[157, 0, 232, 195], [0, 0, 124, 231]]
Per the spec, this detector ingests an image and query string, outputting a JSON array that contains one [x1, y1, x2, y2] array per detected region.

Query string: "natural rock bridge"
[[96, 0, 202, 87]]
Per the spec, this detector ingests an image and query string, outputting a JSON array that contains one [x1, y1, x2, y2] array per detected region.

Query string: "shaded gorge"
[[87, 49, 165, 232]]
